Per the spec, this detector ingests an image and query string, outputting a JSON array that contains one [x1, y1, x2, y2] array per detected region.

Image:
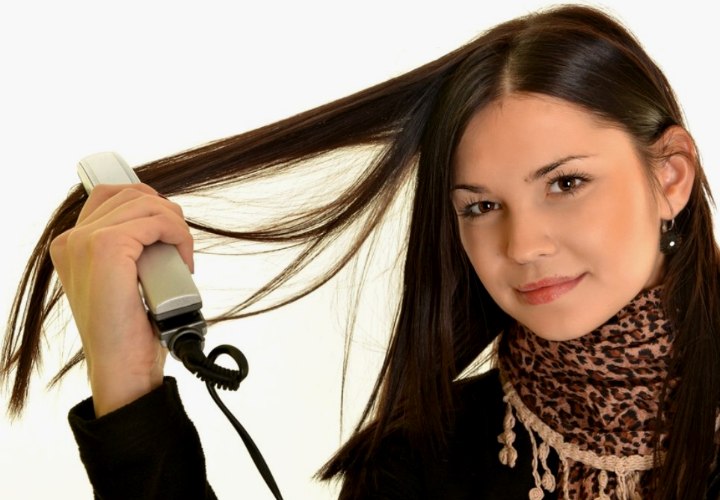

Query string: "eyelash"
[[458, 170, 593, 219], [459, 200, 500, 219], [546, 169, 592, 195]]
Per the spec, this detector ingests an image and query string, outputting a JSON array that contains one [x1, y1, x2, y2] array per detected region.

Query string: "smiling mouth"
[[516, 274, 586, 305]]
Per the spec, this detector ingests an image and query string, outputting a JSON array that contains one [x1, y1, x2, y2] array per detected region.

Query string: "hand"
[[50, 184, 195, 417]]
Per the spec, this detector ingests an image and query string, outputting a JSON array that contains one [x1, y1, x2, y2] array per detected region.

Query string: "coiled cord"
[[171, 332, 247, 390], [171, 332, 284, 500]]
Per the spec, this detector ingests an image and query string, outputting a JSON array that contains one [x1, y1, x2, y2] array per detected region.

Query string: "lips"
[[516, 274, 586, 305]]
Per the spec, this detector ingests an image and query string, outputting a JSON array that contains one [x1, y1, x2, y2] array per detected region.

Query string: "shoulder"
[[339, 368, 542, 499], [452, 367, 506, 425], [450, 367, 511, 446]]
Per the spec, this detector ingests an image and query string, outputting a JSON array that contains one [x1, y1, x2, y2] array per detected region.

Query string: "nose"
[[505, 211, 557, 264]]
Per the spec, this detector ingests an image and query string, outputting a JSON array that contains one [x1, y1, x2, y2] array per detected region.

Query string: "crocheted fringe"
[[498, 383, 654, 500]]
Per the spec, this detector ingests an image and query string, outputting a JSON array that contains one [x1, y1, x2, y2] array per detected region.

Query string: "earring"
[[660, 219, 681, 254]]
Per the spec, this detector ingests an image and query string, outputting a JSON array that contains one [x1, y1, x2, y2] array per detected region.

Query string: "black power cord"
[[171, 331, 285, 500]]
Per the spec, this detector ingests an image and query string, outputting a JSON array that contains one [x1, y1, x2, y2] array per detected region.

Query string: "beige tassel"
[[627, 471, 642, 500], [595, 470, 610, 500], [526, 420, 542, 491], [498, 380, 656, 500], [526, 423, 557, 498], [560, 457, 571, 500], [529, 487, 544, 500], [616, 471, 629, 500], [538, 442, 556, 492], [498, 400, 518, 467]]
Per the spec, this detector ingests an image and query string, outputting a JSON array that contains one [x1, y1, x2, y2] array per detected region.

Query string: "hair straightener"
[[76, 152, 283, 500], [77, 152, 207, 355]]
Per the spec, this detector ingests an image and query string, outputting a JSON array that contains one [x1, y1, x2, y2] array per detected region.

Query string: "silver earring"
[[660, 219, 681, 254]]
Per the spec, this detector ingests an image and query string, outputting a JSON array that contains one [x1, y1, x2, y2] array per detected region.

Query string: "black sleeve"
[[68, 377, 217, 500]]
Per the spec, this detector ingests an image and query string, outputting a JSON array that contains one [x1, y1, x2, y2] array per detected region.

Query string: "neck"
[[495, 286, 676, 498], [499, 285, 674, 454]]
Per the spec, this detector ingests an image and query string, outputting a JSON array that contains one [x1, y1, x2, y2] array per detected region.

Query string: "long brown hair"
[[3, 5, 718, 498]]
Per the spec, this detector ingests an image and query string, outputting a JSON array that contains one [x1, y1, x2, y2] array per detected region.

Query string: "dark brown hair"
[[3, 5, 718, 498]]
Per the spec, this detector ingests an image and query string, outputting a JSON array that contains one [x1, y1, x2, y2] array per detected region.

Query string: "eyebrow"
[[451, 154, 590, 193]]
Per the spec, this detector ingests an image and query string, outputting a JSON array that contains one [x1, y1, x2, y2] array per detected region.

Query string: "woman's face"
[[452, 93, 665, 340]]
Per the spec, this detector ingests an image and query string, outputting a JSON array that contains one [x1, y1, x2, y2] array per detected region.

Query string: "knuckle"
[[117, 187, 149, 202], [50, 231, 67, 250], [90, 184, 115, 197], [64, 228, 83, 251], [87, 227, 119, 253], [49, 232, 67, 262], [159, 210, 186, 230], [158, 196, 184, 217]]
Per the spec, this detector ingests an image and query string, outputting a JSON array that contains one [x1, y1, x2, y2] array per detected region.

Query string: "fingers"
[[78, 184, 183, 227], [57, 184, 195, 272], [71, 213, 195, 272], [77, 183, 158, 223]]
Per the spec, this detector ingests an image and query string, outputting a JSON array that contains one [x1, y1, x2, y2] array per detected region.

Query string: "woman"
[[3, 4, 719, 499]]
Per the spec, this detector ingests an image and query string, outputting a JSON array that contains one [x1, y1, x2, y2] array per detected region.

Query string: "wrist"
[[89, 367, 164, 417]]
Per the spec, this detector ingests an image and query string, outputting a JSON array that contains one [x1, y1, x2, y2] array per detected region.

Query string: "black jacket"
[[68, 369, 720, 499]]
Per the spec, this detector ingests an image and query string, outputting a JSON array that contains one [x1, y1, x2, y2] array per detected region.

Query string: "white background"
[[1, 1, 718, 499]]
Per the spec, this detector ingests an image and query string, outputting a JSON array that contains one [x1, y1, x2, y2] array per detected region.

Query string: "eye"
[[461, 200, 501, 218], [547, 172, 591, 195]]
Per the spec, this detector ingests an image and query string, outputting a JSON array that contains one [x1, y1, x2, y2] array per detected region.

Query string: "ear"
[[651, 126, 696, 220]]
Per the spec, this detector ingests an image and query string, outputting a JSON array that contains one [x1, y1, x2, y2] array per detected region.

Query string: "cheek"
[[569, 179, 660, 276], [458, 224, 501, 282]]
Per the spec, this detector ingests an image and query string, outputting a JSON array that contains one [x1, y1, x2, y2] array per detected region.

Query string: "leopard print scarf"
[[497, 286, 675, 499]]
